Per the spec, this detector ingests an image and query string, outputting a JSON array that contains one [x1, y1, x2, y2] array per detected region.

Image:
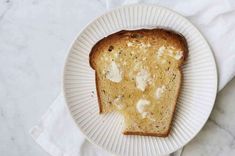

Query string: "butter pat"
[[157, 46, 166, 58], [157, 46, 183, 60], [127, 42, 134, 47], [174, 51, 183, 60], [106, 61, 122, 83], [113, 95, 125, 110], [136, 99, 150, 118], [141, 112, 150, 118], [139, 43, 151, 49], [155, 85, 166, 99], [136, 69, 150, 91], [167, 48, 183, 60]]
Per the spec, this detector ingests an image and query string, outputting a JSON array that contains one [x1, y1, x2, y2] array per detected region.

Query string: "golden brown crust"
[[95, 72, 103, 113], [123, 131, 168, 137], [164, 71, 183, 136], [90, 28, 188, 69], [89, 28, 188, 137]]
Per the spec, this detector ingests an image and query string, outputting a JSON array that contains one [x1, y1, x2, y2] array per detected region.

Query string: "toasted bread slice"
[[89, 29, 188, 137]]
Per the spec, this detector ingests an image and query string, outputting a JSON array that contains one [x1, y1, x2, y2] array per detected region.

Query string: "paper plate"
[[63, 5, 218, 156]]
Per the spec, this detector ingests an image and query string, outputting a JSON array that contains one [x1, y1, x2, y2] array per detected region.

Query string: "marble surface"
[[0, 0, 235, 156], [182, 78, 235, 156], [0, 0, 104, 155]]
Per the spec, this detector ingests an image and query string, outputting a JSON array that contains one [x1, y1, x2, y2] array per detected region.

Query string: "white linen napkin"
[[30, 0, 235, 156]]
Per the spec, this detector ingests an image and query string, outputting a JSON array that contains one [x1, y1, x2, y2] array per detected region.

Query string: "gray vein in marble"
[[209, 118, 235, 138], [209, 118, 235, 152], [0, 0, 13, 22], [182, 78, 235, 156]]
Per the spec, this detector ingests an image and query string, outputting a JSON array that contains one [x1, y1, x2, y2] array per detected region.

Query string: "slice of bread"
[[89, 29, 188, 137]]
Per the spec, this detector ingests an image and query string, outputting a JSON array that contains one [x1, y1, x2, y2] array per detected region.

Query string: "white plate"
[[63, 4, 217, 156]]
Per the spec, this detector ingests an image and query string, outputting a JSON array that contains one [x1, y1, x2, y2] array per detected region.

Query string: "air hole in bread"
[[108, 45, 114, 52]]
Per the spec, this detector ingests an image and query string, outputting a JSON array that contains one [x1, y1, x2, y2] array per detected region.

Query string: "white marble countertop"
[[0, 0, 235, 156]]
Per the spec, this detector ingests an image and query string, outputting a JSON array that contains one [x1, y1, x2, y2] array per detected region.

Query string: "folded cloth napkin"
[[30, 0, 235, 156]]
